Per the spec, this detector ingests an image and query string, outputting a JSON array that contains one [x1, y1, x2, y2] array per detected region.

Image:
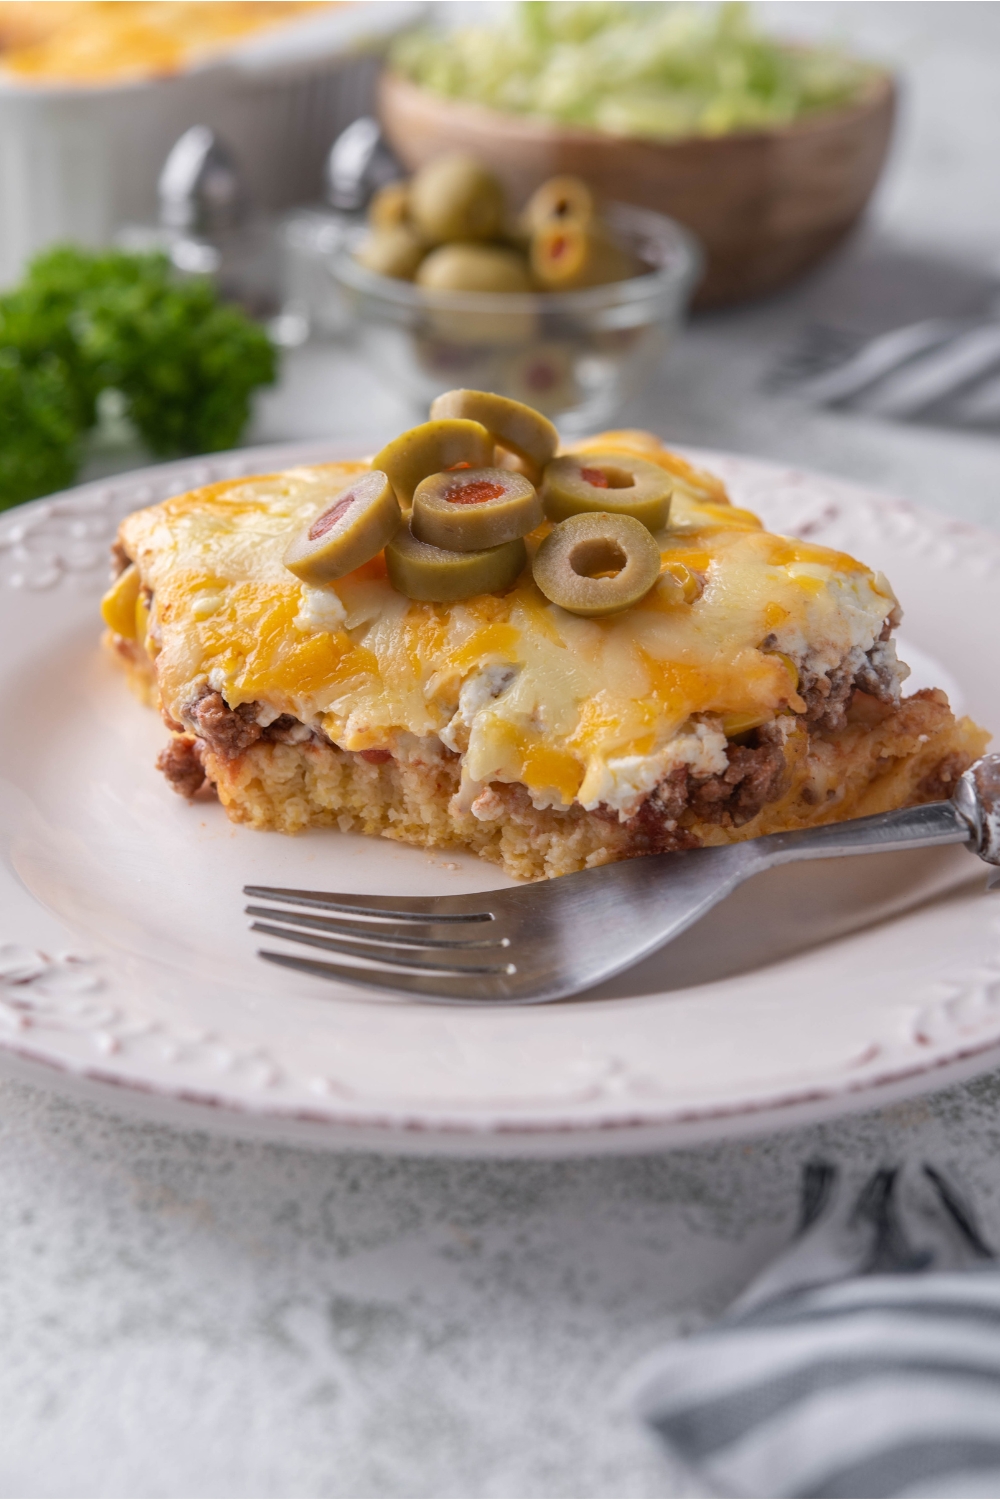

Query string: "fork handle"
[[751, 753, 1000, 871], [953, 754, 1000, 865]]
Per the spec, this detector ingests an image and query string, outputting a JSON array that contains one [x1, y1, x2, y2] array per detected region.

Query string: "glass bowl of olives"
[[329, 156, 700, 435]]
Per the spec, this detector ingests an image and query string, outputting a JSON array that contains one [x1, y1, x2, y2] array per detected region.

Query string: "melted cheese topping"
[[118, 437, 898, 818], [0, 2, 329, 84]]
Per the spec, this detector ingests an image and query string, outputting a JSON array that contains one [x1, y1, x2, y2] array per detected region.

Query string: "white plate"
[[1, 443, 998, 1156]]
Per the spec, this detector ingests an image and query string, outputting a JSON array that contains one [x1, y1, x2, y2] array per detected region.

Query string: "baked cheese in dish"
[[103, 420, 989, 881], [0, 3, 330, 85]]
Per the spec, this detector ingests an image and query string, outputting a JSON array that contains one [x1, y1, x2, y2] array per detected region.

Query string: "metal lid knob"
[[158, 126, 244, 234], [325, 116, 401, 213]]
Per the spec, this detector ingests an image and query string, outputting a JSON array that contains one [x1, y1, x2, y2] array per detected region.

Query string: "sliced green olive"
[[532, 512, 661, 618], [386, 524, 527, 603], [541, 452, 673, 531], [412, 467, 542, 552], [368, 180, 410, 231], [415, 244, 532, 294], [409, 153, 505, 244], [530, 220, 637, 290], [353, 225, 425, 280], [522, 174, 595, 234], [284, 470, 401, 585], [429, 389, 558, 481], [371, 419, 494, 509]]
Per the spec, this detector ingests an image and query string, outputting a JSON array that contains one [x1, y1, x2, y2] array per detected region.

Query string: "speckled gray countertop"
[[4, 1079, 1000, 1498], [6, 5, 1000, 1496]]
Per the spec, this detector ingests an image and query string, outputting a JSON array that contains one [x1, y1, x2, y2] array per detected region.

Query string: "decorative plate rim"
[[1, 438, 999, 1154]]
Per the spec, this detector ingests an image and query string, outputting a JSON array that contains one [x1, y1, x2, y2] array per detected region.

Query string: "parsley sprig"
[[0, 246, 277, 510]]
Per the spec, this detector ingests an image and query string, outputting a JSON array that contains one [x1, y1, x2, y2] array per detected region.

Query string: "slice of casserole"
[[102, 421, 988, 881]]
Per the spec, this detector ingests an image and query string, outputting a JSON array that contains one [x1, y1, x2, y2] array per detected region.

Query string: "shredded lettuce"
[[392, 2, 874, 140]]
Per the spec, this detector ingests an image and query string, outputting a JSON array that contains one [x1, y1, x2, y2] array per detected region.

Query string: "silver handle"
[[744, 753, 1000, 873], [952, 754, 1000, 865]]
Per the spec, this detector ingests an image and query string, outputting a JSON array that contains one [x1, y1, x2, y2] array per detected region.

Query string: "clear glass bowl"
[[329, 204, 701, 435]]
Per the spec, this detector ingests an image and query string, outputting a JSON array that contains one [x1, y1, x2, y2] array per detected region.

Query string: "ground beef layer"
[[152, 688, 987, 881]]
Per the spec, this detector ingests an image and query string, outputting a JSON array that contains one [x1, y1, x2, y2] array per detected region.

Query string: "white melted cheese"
[[117, 442, 901, 818], [293, 584, 347, 634], [578, 720, 730, 817]]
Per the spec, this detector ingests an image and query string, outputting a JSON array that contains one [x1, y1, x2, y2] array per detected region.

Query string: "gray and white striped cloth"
[[631, 1162, 1000, 1498]]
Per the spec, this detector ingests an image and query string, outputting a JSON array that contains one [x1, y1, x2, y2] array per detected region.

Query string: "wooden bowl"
[[378, 69, 896, 308]]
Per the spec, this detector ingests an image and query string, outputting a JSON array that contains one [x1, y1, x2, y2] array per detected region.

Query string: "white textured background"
[[7, 1079, 1000, 1497], [6, 5, 1000, 1495]]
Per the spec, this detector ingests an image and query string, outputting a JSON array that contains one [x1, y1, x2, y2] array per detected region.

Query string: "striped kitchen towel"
[[631, 1162, 1000, 1498]]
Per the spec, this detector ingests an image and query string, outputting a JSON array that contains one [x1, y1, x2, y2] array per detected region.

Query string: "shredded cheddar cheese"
[[113, 432, 898, 820], [0, 2, 331, 84]]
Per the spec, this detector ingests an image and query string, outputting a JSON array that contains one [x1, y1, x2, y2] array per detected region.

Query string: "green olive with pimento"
[[531, 511, 661, 617], [541, 452, 673, 531], [411, 467, 542, 552], [386, 524, 527, 602]]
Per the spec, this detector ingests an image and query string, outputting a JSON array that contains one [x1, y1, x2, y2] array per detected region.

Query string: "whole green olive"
[[530, 220, 637, 290], [284, 470, 401, 585], [368, 180, 411, 231], [497, 342, 578, 412], [415, 244, 532, 294], [386, 523, 527, 602], [409, 153, 506, 244], [429, 389, 558, 482], [541, 452, 673, 531], [412, 467, 542, 552], [371, 419, 494, 509], [522, 174, 595, 234], [353, 225, 425, 281], [532, 512, 661, 617]]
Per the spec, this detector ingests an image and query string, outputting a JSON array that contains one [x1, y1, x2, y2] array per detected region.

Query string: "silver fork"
[[245, 755, 1000, 1005], [774, 318, 1000, 425]]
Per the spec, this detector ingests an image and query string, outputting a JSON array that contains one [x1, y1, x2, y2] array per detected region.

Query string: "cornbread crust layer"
[[160, 688, 986, 881], [103, 428, 990, 881]]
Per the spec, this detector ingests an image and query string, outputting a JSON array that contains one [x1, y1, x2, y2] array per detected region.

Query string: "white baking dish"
[[0, 1, 423, 287]]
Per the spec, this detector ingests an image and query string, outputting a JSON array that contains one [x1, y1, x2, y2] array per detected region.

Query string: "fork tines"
[[243, 884, 515, 994], [245, 905, 503, 950], [244, 884, 492, 922]]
